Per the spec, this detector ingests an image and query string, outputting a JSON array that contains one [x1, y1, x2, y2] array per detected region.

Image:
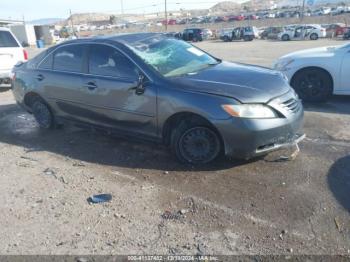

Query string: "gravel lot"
[[0, 39, 350, 255]]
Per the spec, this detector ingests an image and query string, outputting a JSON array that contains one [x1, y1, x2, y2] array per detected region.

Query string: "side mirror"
[[135, 74, 146, 95]]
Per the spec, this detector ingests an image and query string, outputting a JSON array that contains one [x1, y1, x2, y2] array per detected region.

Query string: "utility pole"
[[69, 9, 74, 35], [165, 0, 168, 31], [300, 0, 306, 39], [300, 0, 306, 22]]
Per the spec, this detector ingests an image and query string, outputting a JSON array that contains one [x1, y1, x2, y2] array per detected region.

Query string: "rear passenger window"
[[53, 45, 83, 72], [0, 31, 19, 47], [88, 44, 138, 79], [38, 54, 53, 70]]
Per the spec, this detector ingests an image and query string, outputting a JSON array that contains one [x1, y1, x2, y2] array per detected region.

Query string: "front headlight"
[[274, 59, 294, 71], [222, 104, 278, 119]]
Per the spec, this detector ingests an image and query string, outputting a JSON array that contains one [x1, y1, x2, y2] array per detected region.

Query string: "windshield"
[[127, 37, 219, 77]]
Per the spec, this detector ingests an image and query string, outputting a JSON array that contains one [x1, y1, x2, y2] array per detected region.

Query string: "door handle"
[[84, 81, 98, 90], [36, 74, 45, 81]]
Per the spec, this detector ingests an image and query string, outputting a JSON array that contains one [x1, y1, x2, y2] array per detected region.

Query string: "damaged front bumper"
[[255, 133, 305, 155], [213, 104, 304, 160]]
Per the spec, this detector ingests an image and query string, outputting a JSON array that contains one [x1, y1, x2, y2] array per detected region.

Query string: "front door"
[[81, 44, 157, 138], [340, 46, 350, 94]]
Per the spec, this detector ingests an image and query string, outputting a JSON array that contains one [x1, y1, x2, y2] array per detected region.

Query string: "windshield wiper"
[[207, 59, 221, 66]]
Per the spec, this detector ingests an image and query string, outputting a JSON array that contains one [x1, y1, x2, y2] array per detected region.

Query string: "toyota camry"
[[12, 33, 304, 164]]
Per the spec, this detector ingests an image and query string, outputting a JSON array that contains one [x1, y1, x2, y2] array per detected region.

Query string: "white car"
[[0, 27, 28, 90], [203, 29, 213, 38], [278, 24, 326, 41], [274, 43, 350, 102]]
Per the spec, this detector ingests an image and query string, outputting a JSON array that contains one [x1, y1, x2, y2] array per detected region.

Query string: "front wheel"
[[31, 99, 55, 129], [291, 68, 333, 102], [282, 34, 290, 41], [171, 122, 221, 165]]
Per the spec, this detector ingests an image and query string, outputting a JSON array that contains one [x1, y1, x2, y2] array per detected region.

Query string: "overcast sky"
[[0, 0, 242, 21]]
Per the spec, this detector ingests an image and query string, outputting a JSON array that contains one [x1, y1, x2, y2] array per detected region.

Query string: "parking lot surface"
[[0, 39, 349, 255]]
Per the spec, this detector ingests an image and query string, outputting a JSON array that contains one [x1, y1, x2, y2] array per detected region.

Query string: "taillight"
[[23, 49, 28, 60], [11, 72, 16, 81]]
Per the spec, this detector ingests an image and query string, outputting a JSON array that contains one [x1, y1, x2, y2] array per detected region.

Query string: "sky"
[[0, 0, 233, 21]]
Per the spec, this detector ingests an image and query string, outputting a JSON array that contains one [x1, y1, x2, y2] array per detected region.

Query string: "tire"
[[31, 98, 55, 129], [291, 68, 333, 103], [282, 34, 290, 41], [223, 36, 229, 42], [171, 121, 221, 165], [310, 33, 318, 40]]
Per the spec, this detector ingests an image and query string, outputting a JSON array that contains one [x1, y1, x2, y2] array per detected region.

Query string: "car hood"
[[170, 61, 290, 104], [279, 46, 338, 59]]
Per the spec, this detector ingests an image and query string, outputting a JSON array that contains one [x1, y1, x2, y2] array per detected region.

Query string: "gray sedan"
[[11, 33, 304, 164]]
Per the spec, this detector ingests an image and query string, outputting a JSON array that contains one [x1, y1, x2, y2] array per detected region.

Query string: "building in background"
[[9, 24, 36, 46]]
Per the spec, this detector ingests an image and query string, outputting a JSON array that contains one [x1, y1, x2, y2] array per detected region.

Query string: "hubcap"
[[298, 73, 324, 99], [179, 127, 220, 163]]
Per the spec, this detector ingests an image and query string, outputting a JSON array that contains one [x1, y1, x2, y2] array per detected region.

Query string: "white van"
[[0, 27, 28, 89]]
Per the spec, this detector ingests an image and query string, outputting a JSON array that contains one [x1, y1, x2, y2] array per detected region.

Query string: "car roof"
[[104, 32, 161, 43], [58, 32, 164, 46]]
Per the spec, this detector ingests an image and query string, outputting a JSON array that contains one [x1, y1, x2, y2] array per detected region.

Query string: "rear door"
[[82, 43, 157, 137], [38, 43, 88, 121], [182, 30, 189, 40], [187, 29, 194, 41], [0, 30, 23, 71]]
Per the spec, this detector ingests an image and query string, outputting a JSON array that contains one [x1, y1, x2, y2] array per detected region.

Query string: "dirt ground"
[[0, 39, 350, 256]]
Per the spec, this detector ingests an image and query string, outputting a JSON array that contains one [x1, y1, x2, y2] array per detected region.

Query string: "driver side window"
[[88, 44, 138, 79]]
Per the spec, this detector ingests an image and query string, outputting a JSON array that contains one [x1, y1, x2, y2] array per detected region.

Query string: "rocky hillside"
[[61, 13, 112, 25], [210, 1, 242, 13]]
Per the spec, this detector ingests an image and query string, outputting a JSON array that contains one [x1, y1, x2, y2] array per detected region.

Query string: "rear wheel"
[[171, 121, 221, 165], [282, 34, 290, 41], [310, 33, 318, 40], [31, 98, 55, 129], [291, 68, 333, 102]]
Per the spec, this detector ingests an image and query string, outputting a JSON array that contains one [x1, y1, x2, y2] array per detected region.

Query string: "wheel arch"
[[162, 112, 224, 148], [23, 92, 45, 108]]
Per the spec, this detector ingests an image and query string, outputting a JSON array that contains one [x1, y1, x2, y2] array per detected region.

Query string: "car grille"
[[281, 98, 301, 114]]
